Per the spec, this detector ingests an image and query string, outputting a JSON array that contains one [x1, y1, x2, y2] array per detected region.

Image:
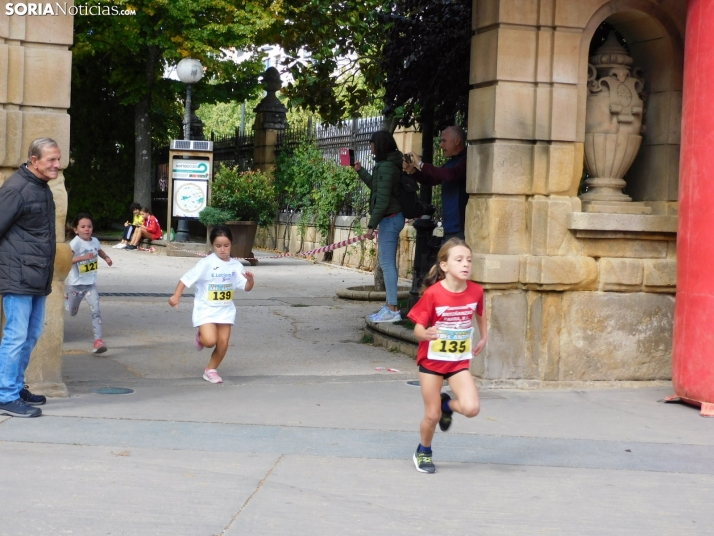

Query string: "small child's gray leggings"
[[64, 284, 102, 340]]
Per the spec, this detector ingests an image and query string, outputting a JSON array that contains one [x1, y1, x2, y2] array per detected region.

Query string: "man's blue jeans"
[[377, 213, 405, 306], [0, 294, 46, 403]]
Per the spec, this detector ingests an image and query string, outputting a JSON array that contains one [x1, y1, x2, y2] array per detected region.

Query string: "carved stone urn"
[[581, 33, 651, 214]]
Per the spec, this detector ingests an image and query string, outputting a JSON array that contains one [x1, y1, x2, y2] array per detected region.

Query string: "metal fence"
[[212, 130, 254, 172]]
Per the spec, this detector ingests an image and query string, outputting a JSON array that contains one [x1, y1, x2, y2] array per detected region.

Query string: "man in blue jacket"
[[0, 138, 60, 418], [405, 126, 467, 242]]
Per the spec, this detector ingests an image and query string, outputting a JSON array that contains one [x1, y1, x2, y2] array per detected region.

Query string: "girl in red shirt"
[[407, 238, 488, 473], [126, 207, 162, 250]]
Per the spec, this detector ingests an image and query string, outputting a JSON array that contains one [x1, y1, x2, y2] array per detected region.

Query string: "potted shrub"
[[200, 167, 278, 265]]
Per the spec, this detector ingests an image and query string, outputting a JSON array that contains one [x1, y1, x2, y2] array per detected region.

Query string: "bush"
[[210, 167, 278, 226], [198, 206, 236, 226], [274, 140, 364, 243]]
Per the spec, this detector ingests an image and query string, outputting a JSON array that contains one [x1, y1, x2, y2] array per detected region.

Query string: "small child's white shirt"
[[66, 236, 102, 286]]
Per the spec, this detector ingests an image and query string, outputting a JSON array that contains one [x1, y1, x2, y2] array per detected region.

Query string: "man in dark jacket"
[[405, 126, 467, 242], [0, 138, 60, 418]]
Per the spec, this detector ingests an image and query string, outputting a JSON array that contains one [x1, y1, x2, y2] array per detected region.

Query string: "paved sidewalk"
[[1, 246, 713, 535]]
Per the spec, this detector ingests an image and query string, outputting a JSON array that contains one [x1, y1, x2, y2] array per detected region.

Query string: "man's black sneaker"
[[439, 392, 453, 432], [20, 385, 46, 406], [0, 398, 42, 418], [413, 447, 436, 474]]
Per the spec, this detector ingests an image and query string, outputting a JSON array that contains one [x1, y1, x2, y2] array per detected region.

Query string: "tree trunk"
[[133, 45, 159, 210]]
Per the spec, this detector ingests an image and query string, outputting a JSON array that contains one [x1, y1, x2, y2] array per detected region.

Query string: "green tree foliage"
[[274, 141, 364, 244], [259, 0, 388, 123], [70, 0, 274, 213], [380, 0, 472, 130], [261, 0, 471, 130]]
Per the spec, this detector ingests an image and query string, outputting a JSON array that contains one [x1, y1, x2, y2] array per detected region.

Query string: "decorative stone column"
[[580, 33, 650, 215], [253, 67, 287, 172], [0, 11, 74, 397]]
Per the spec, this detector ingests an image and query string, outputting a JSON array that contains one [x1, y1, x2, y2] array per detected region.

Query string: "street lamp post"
[[175, 58, 204, 242]]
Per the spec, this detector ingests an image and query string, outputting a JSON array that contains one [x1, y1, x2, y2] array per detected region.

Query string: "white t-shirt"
[[180, 253, 248, 327], [66, 236, 102, 286]]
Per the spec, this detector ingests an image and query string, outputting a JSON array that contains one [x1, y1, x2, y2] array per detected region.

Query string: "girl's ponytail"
[[421, 264, 445, 294]]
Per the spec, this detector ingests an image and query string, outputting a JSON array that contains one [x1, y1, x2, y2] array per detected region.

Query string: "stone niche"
[[467, 0, 684, 384]]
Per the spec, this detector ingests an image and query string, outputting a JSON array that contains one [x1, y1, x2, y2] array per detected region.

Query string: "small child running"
[[407, 238, 487, 473], [114, 202, 143, 249], [168, 225, 254, 383], [65, 212, 113, 354]]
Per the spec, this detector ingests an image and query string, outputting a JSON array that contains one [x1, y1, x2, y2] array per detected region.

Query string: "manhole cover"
[[94, 387, 134, 395], [407, 380, 420, 386]]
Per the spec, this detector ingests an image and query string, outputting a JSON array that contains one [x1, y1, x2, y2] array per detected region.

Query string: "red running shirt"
[[407, 280, 484, 375]]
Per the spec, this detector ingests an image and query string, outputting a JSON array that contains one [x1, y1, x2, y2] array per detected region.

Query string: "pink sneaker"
[[203, 368, 222, 384], [93, 339, 107, 354], [194, 330, 204, 351]]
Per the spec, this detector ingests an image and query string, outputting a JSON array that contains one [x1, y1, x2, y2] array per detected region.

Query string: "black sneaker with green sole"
[[439, 392, 453, 432], [413, 447, 436, 473]]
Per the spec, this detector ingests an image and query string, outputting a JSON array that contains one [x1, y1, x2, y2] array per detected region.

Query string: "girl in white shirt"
[[168, 225, 254, 383], [65, 213, 113, 354]]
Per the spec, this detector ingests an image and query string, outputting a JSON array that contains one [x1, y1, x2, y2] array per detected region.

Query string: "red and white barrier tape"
[[166, 231, 377, 262]]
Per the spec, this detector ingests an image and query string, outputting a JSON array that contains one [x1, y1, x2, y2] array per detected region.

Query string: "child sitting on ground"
[[114, 202, 143, 249]]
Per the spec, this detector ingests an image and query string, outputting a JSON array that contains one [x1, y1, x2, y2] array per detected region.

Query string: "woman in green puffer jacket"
[[354, 131, 405, 323]]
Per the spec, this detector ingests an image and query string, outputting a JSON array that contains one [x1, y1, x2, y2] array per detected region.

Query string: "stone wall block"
[[466, 196, 528, 255], [25, 10, 75, 45], [554, 0, 609, 29], [550, 84, 578, 141], [536, 28, 553, 83], [547, 142, 578, 194], [552, 30, 582, 84], [482, 290, 534, 379], [494, 83, 536, 139], [520, 255, 598, 289], [580, 239, 668, 259], [598, 258, 644, 292], [23, 48, 72, 108], [476, 0, 539, 28], [0, 12, 9, 38], [468, 86, 496, 140], [643, 259, 677, 290], [496, 27, 537, 82], [526, 291, 562, 381], [559, 292, 674, 381], [468, 84, 536, 141], [8, 11, 25, 40], [528, 195, 578, 256], [21, 111, 70, 165], [0, 44, 8, 103], [0, 110, 6, 165], [472, 253, 521, 284], [4, 109, 23, 167], [468, 142, 534, 195], [471, 29, 497, 85], [534, 85, 553, 140], [7, 44, 24, 104]]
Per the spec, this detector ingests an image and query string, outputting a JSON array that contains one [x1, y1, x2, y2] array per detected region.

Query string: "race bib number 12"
[[207, 283, 233, 305], [78, 259, 98, 273], [427, 328, 474, 362]]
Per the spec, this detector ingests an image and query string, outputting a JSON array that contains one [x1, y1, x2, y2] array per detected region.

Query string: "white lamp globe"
[[176, 58, 203, 84]]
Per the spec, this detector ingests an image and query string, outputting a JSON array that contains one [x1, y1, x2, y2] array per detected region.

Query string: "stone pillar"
[[467, 0, 683, 385], [671, 0, 714, 410], [0, 11, 74, 396], [253, 67, 287, 172]]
